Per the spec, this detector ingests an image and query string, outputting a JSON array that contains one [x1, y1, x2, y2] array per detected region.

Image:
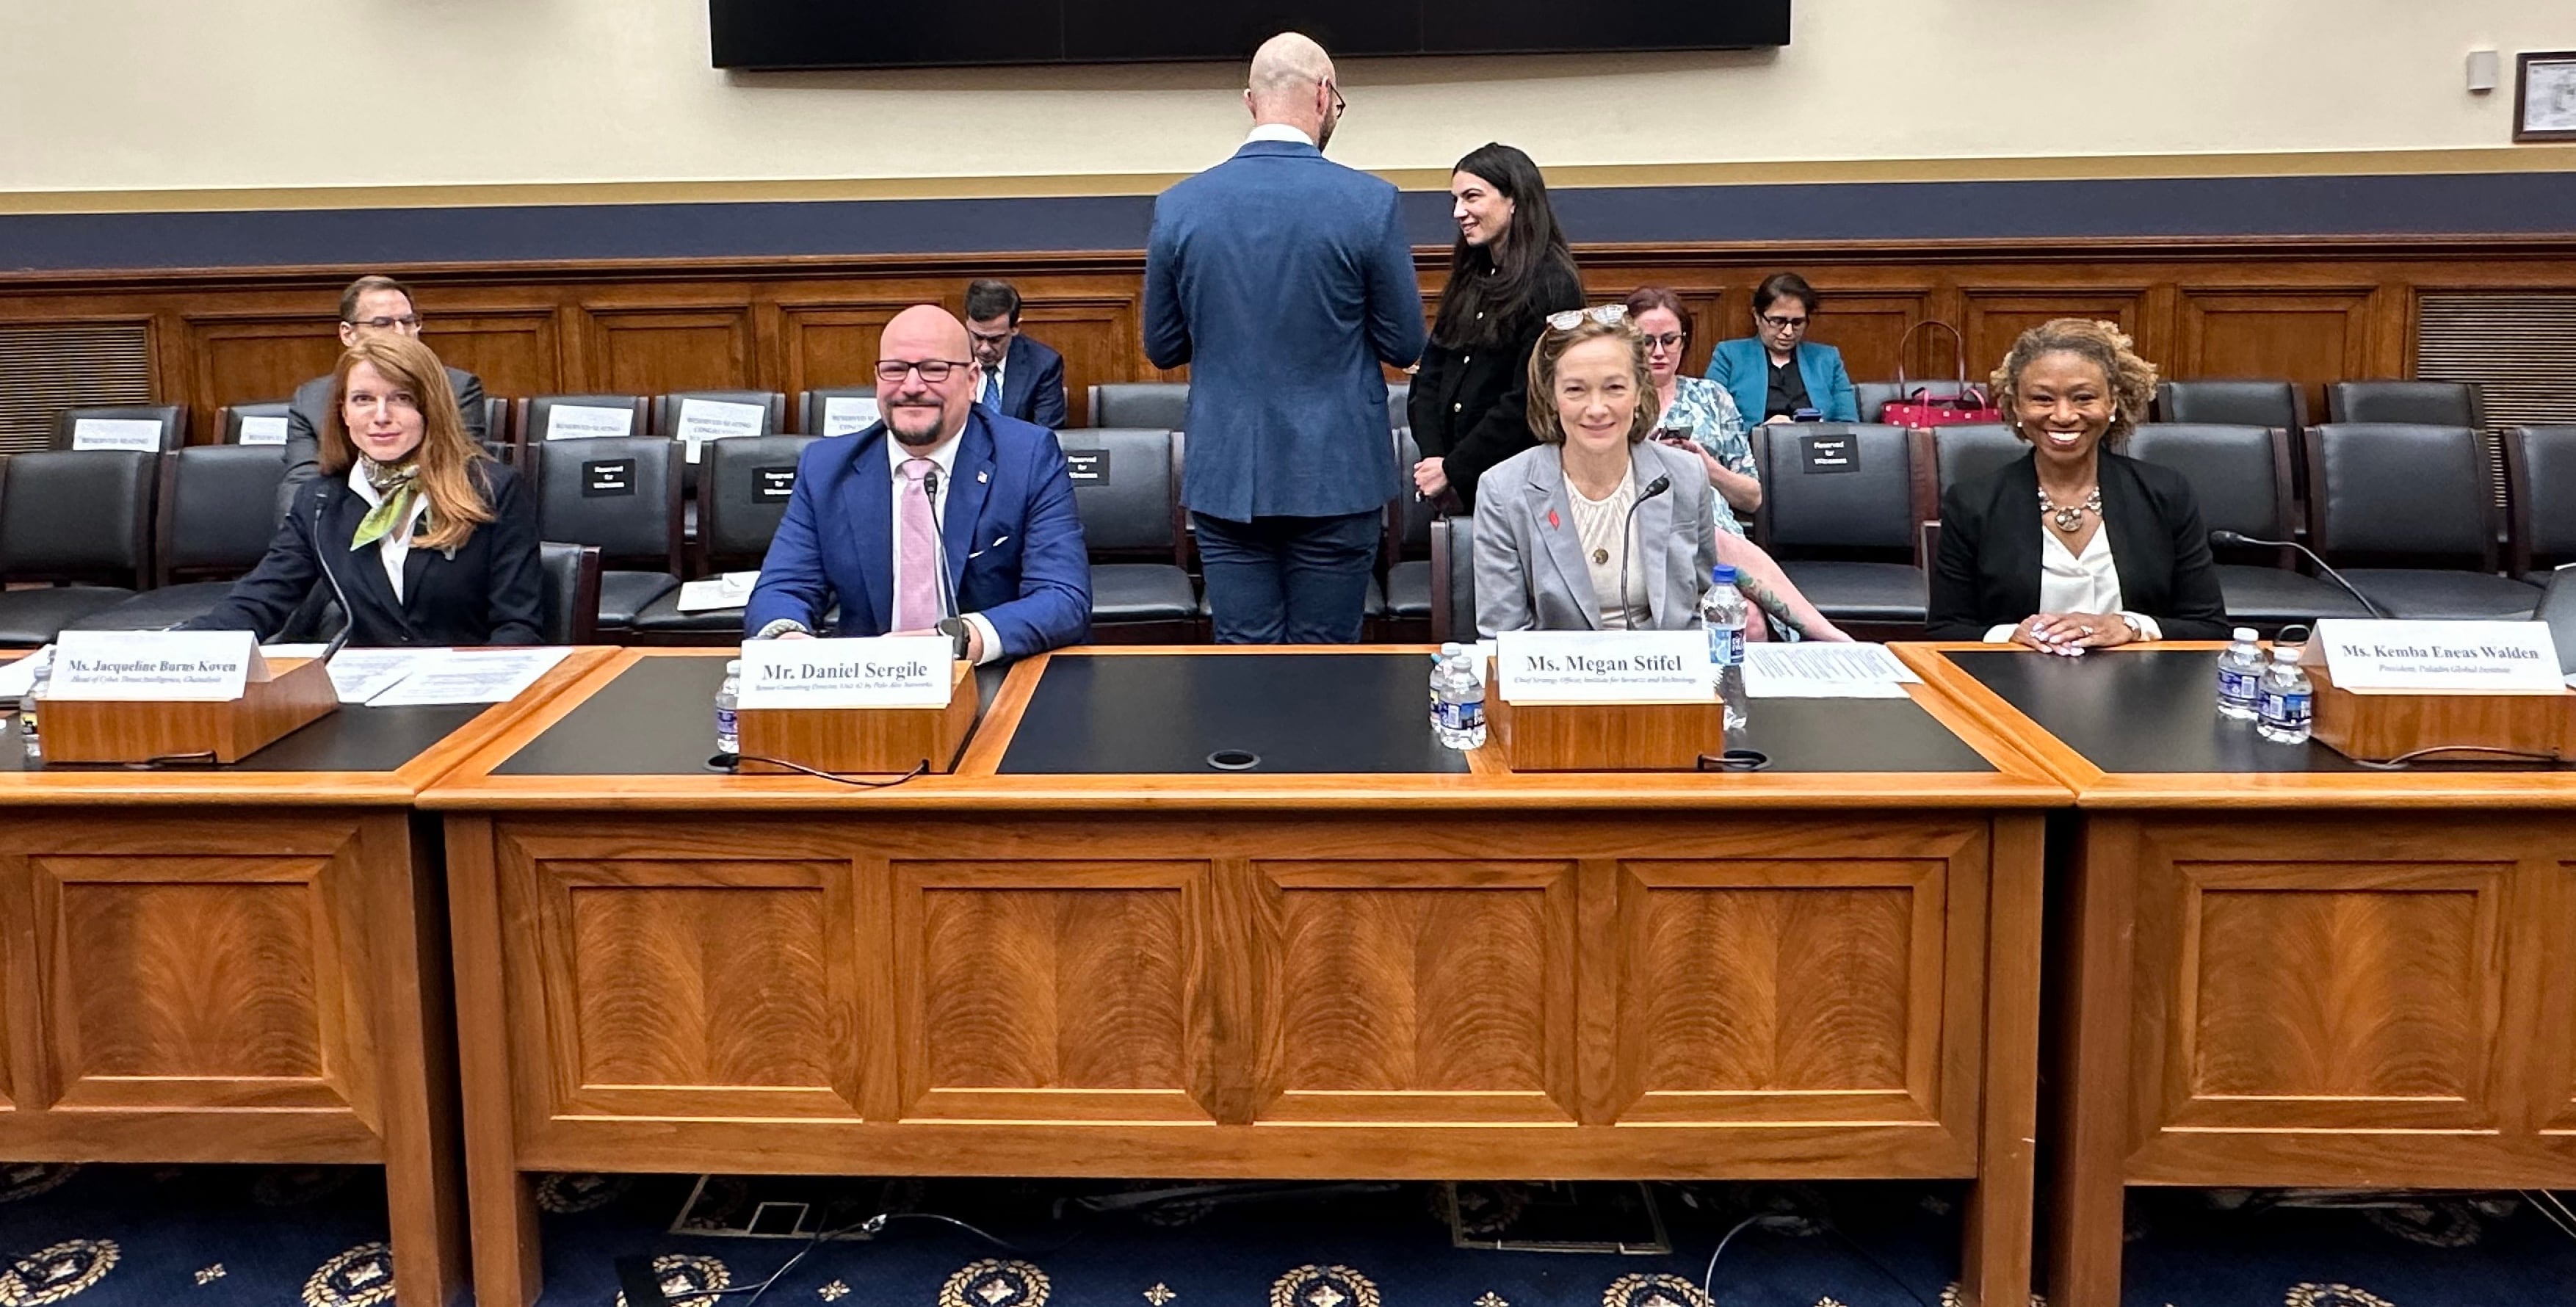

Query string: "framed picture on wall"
[[2516, 51, 2576, 142]]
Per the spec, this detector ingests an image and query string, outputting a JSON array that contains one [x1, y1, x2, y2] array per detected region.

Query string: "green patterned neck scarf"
[[351, 459, 427, 551]]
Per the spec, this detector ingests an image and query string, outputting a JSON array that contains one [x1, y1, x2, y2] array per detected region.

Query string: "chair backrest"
[[1392, 427, 1433, 557], [218, 401, 294, 447], [1430, 513, 1477, 643], [1855, 379, 1967, 422], [796, 385, 880, 436], [1054, 428, 1180, 561], [701, 435, 818, 571], [518, 395, 648, 446], [2124, 424, 2295, 543], [1751, 423, 1916, 554], [2306, 423, 2497, 565], [480, 396, 514, 447], [1386, 381, 1411, 433], [1924, 424, 2025, 504], [2326, 380, 2483, 430], [531, 436, 684, 571], [2536, 565, 2576, 676], [55, 405, 186, 453], [536, 542, 602, 645], [2504, 425, 2576, 573], [0, 449, 157, 583], [157, 445, 287, 582], [1088, 383, 1189, 432], [2154, 380, 2305, 433]]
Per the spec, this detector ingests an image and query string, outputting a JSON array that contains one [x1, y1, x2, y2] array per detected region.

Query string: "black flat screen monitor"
[[710, 1, 1792, 70]]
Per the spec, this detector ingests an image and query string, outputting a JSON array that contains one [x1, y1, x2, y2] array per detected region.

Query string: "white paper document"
[[544, 405, 634, 441], [0, 648, 53, 700], [676, 571, 759, 613], [363, 647, 572, 707], [70, 418, 165, 452], [325, 648, 438, 704], [821, 396, 880, 435], [674, 399, 766, 463], [236, 415, 290, 446], [1741, 642, 1922, 699]]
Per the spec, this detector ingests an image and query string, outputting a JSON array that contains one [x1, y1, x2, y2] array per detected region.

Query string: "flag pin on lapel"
[[978, 470, 989, 483]]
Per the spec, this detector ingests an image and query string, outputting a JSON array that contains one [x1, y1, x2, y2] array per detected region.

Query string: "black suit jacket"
[[994, 334, 1068, 430], [1928, 449, 2231, 640], [1408, 261, 1584, 513], [192, 460, 543, 647], [281, 366, 488, 517]]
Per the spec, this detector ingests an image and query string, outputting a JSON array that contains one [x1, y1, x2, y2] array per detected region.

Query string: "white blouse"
[[346, 464, 430, 601], [1567, 477, 1648, 629], [1982, 525, 2166, 642]]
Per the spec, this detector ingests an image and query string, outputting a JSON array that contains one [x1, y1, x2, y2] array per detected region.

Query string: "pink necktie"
[[895, 457, 940, 631]]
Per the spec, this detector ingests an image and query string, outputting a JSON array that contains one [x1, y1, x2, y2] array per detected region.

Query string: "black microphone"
[[921, 466, 958, 621], [1616, 474, 1674, 627], [314, 487, 361, 659], [2210, 529, 2389, 620]]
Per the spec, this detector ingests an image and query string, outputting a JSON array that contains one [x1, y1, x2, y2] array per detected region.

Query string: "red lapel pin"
[[1546, 509, 1560, 529]]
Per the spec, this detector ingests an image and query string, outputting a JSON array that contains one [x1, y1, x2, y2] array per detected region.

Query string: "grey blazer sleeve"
[[1472, 476, 1535, 636]]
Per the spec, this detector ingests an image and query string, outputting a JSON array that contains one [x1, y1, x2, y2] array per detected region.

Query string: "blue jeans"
[[1193, 510, 1381, 644]]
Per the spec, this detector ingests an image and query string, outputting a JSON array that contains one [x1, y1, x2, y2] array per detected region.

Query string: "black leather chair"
[[2534, 565, 2576, 676], [531, 437, 683, 631], [795, 386, 878, 435], [1386, 381, 1411, 434], [0, 450, 159, 642], [2154, 380, 2305, 432], [1088, 383, 1188, 432], [1378, 428, 1433, 633], [2504, 426, 2576, 583], [1428, 513, 1477, 643], [515, 394, 648, 452], [1856, 379, 1969, 423], [55, 405, 187, 453], [2124, 424, 2369, 630], [73, 446, 290, 631], [1924, 423, 2025, 501], [2306, 423, 2538, 619], [537, 542, 602, 645], [1751, 423, 1926, 634], [217, 401, 294, 446], [631, 435, 817, 642], [1060, 428, 1197, 641], [2326, 380, 2483, 430]]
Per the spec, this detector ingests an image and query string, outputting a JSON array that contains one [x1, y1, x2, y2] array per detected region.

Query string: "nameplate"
[[1801, 432, 1856, 474], [1064, 449, 1111, 483], [2314, 618, 2563, 693], [236, 415, 290, 446], [675, 397, 766, 463], [1496, 631, 1714, 704], [545, 404, 633, 441], [48, 631, 268, 702], [737, 635, 952, 709], [822, 396, 881, 436], [70, 417, 163, 452]]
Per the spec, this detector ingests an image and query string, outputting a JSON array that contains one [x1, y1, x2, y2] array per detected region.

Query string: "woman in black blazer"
[[1408, 142, 1585, 513], [191, 335, 543, 647], [1928, 319, 2229, 648]]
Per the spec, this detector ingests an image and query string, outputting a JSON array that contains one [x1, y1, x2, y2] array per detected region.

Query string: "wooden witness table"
[[421, 645, 2071, 1307], [0, 648, 609, 1307], [1900, 641, 2576, 1307]]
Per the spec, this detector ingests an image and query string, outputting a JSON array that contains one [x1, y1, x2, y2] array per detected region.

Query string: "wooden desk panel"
[[427, 647, 2065, 1307], [1901, 642, 2576, 1307]]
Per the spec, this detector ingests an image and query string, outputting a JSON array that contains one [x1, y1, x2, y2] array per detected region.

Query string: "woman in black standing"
[[1408, 142, 1584, 513]]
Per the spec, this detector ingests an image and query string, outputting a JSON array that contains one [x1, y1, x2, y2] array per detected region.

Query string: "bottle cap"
[[1439, 642, 1463, 657], [724, 659, 742, 673], [2232, 627, 2257, 642], [2272, 645, 2300, 664], [1710, 565, 1737, 584]]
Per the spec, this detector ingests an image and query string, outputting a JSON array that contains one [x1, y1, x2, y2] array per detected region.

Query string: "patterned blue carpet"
[[0, 1165, 2569, 1306]]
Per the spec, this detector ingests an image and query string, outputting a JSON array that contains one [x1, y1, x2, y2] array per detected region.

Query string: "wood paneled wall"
[[1, 236, 2570, 438]]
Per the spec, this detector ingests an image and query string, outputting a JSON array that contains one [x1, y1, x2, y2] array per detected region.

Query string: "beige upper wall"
[[1, 0, 2569, 200]]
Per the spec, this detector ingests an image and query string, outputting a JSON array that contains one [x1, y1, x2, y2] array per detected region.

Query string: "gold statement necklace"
[[2036, 485, 2101, 533]]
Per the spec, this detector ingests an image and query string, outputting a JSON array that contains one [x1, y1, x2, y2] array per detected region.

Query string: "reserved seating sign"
[[2313, 619, 2563, 693]]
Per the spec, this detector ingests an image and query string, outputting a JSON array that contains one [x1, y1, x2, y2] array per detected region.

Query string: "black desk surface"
[[1, 703, 485, 775]]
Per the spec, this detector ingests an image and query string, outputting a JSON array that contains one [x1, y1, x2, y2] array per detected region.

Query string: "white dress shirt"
[[345, 463, 432, 601], [1982, 525, 2164, 643], [886, 431, 1004, 665], [1244, 122, 1317, 146]]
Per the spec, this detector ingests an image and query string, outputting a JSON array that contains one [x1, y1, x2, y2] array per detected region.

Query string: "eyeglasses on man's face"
[[347, 315, 422, 331], [875, 358, 973, 384]]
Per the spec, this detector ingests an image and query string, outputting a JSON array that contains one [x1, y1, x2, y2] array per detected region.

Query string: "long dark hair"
[[1430, 143, 1578, 348]]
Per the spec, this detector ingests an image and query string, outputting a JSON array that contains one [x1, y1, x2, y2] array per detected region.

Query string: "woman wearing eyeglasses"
[[1472, 308, 1850, 640], [1408, 142, 1585, 513], [1707, 272, 1859, 426], [189, 335, 542, 646], [1626, 286, 1759, 528]]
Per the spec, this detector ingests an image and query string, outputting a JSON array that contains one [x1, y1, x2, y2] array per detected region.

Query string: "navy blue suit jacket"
[[1143, 139, 1427, 521], [988, 333, 1068, 430], [742, 409, 1091, 659], [1707, 338, 1859, 424]]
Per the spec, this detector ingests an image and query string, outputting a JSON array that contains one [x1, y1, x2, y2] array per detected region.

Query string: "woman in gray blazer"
[[1472, 308, 1848, 640]]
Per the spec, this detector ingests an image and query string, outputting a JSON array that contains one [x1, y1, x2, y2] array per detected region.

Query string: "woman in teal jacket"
[[1706, 272, 1859, 424]]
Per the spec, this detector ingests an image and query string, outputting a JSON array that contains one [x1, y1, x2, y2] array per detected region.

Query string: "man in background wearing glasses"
[[1142, 31, 1426, 643], [280, 274, 489, 515], [744, 304, 1090, 663]]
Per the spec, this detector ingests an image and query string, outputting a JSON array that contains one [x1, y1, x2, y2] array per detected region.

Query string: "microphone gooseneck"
[[316, 487, 360, 659], [921, 466, 958, 620], [2209, 529, 2389, 620], [1616, 474, 1676, 629]]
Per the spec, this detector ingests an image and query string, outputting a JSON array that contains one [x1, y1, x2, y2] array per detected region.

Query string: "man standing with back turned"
[[1143, 32, 1426, 643]]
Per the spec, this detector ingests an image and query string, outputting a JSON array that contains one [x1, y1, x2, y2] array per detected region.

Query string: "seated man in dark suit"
[[744, 304, 1090, 662], [964, 278, 1069, 430], [282, 274, 488, 516]]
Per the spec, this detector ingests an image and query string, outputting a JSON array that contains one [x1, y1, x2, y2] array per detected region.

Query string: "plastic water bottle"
[[714, 659, 742, 756], [18, 651, 51, 764], [1430, 642, 1486, 750], [1696, 565, 1749, 731], [2215, 626, 2265, 721], [2256, 645, 2312, 745]]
